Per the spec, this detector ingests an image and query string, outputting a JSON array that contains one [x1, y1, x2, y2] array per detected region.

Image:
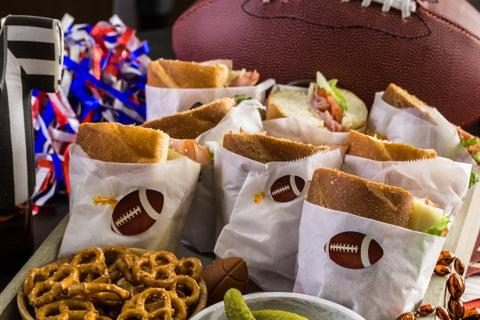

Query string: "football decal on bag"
[[268, 175, 306, 203], [111, 188, 164, 236], [325, 231, 383, 269]]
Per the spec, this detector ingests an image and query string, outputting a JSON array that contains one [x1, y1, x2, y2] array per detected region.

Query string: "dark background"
[[1, 0, 480, 32]]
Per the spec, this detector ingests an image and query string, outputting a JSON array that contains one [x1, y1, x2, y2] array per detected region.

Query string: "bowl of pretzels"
[[17, 246, 207, 320]]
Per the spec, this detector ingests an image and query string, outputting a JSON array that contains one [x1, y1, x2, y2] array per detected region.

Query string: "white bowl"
[[191, 292, 365, 320]]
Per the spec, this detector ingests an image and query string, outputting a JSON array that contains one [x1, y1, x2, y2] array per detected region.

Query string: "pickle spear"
[[224, 288, 255, 320], [223, 288, 309, 320]]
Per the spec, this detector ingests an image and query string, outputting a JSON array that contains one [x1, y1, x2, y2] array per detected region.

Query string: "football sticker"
[[111, 188, 164, 236], [268, 175, 306, 203], [325, 231, 383, 269]]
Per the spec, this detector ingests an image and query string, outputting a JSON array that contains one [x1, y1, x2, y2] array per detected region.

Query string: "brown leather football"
[[172, 0, 480, 129], [202, 257, 249, 306]]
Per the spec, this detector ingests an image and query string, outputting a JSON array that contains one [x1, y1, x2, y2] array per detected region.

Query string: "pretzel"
[[133, 251, 178, 288], [35, 299, 100, 320], [67, 282, 131, 307], [102, 246, 137, 284], [23, 264, 60, 296], [174, 275, 200, 308], [25, 263, 80, 307], [168, 291, 188, 320], [118, 288, 174, 320], [24, 248, 203, 320], [70, 247, 109, 283], [175, 257, 203, 281]]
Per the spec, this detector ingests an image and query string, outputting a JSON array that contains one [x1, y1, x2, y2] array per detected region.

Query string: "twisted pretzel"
[[70, 247, 109, 283], [175, 257, 203, 281], [174, 275, 200, 308], [35, 299, 99, 320], [25, 263, 80, 307], [23, 264, 60, 296], [67, 282, 131, 307], [168, 291, 187, 320], [103, 246, 136, 283], [133, 251, 178, 288], [118, 288, 174, 320]]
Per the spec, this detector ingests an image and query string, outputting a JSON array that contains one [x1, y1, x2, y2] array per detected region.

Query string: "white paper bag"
[[368, 91, 475, 165], [214, 146, 344, 292], [294, 201, 445, 320], [58, 144, 201, 257], [145, 79, 275, 120], [294, 157, 471, 319], [342, 155, 472, 219], [181, 100, 265, 253]]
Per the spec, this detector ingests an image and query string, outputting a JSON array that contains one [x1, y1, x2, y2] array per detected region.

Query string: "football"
[[202, 257, 249, 306], [111, 188, 164, 236], [172, 0, 480, 129], [325, 231, 383, 269], [269, 175, 305, 203]]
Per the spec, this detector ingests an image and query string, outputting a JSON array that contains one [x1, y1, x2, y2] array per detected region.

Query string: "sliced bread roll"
[[308, 167, 448, 234], [266, 87, 368, 131], [308, 168, 413, 228], [76, 122, 170, 163], [147, 58, 230, 88], [382, 83, 431, 110], [223, 132, 331, 163], [141, 97, 236, 139], [345, 130, 437, 161]]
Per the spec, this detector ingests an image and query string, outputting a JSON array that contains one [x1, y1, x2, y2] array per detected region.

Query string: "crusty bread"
[[382, 83, 431, 110], [76, 122, 170, 163], [223, 132, 331, 163], [147, 58, 229, 88], [307, 167, 414, 228], [141, 97, 236, 139], [266, 87, 368, 130], [345, 130, 437, 161]]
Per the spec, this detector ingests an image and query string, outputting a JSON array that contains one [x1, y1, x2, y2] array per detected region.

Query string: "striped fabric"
[[0, 15, 63, 212]]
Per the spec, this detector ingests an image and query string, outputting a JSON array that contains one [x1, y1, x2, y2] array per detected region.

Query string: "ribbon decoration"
[[32, 14, 151, 213]]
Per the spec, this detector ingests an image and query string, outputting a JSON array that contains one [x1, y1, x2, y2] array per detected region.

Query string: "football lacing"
[[116, 205, 142, 226], [271, 184, 291, 196], [342, 0, 416, 18], [329, 243, 359, 254]]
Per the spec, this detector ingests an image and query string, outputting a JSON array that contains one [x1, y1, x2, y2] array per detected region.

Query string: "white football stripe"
[[289, 175, 301, 196], [139, 188, 162, 220], [360, 236, 372, 268]]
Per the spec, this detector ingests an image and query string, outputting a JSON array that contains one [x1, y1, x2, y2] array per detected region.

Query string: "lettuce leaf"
[[425, 215, 450, 236], [316, 71, 348, 112]]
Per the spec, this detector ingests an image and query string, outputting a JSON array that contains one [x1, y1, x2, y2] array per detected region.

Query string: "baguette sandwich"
[[147, 58, 260, 88], [75, 122, 170, 163], [141, 97, 236, 139], [223, 132, 333, 164], [345, 129, 437, 161], [266, 71, 368, 132], [382, 83, 480, 165], [308, 167, 449, 235]]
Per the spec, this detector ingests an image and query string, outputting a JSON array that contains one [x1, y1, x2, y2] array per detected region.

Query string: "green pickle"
[[251, 310, 308, 320], [223, 289, 308, 320], [224, 288, 256, 320]]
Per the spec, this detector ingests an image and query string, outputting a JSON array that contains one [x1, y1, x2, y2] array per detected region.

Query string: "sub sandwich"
[[266, 71, 368, 132], [308, 167, 449, 235], [147, 58, 260, 88], [75, 122, 170, 163], [76, 122, 210, 167], [222, 131, 333, 164], [141, 97, 236, 139], [382, 83, 480, 165], [345, 129, 437, 161]]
